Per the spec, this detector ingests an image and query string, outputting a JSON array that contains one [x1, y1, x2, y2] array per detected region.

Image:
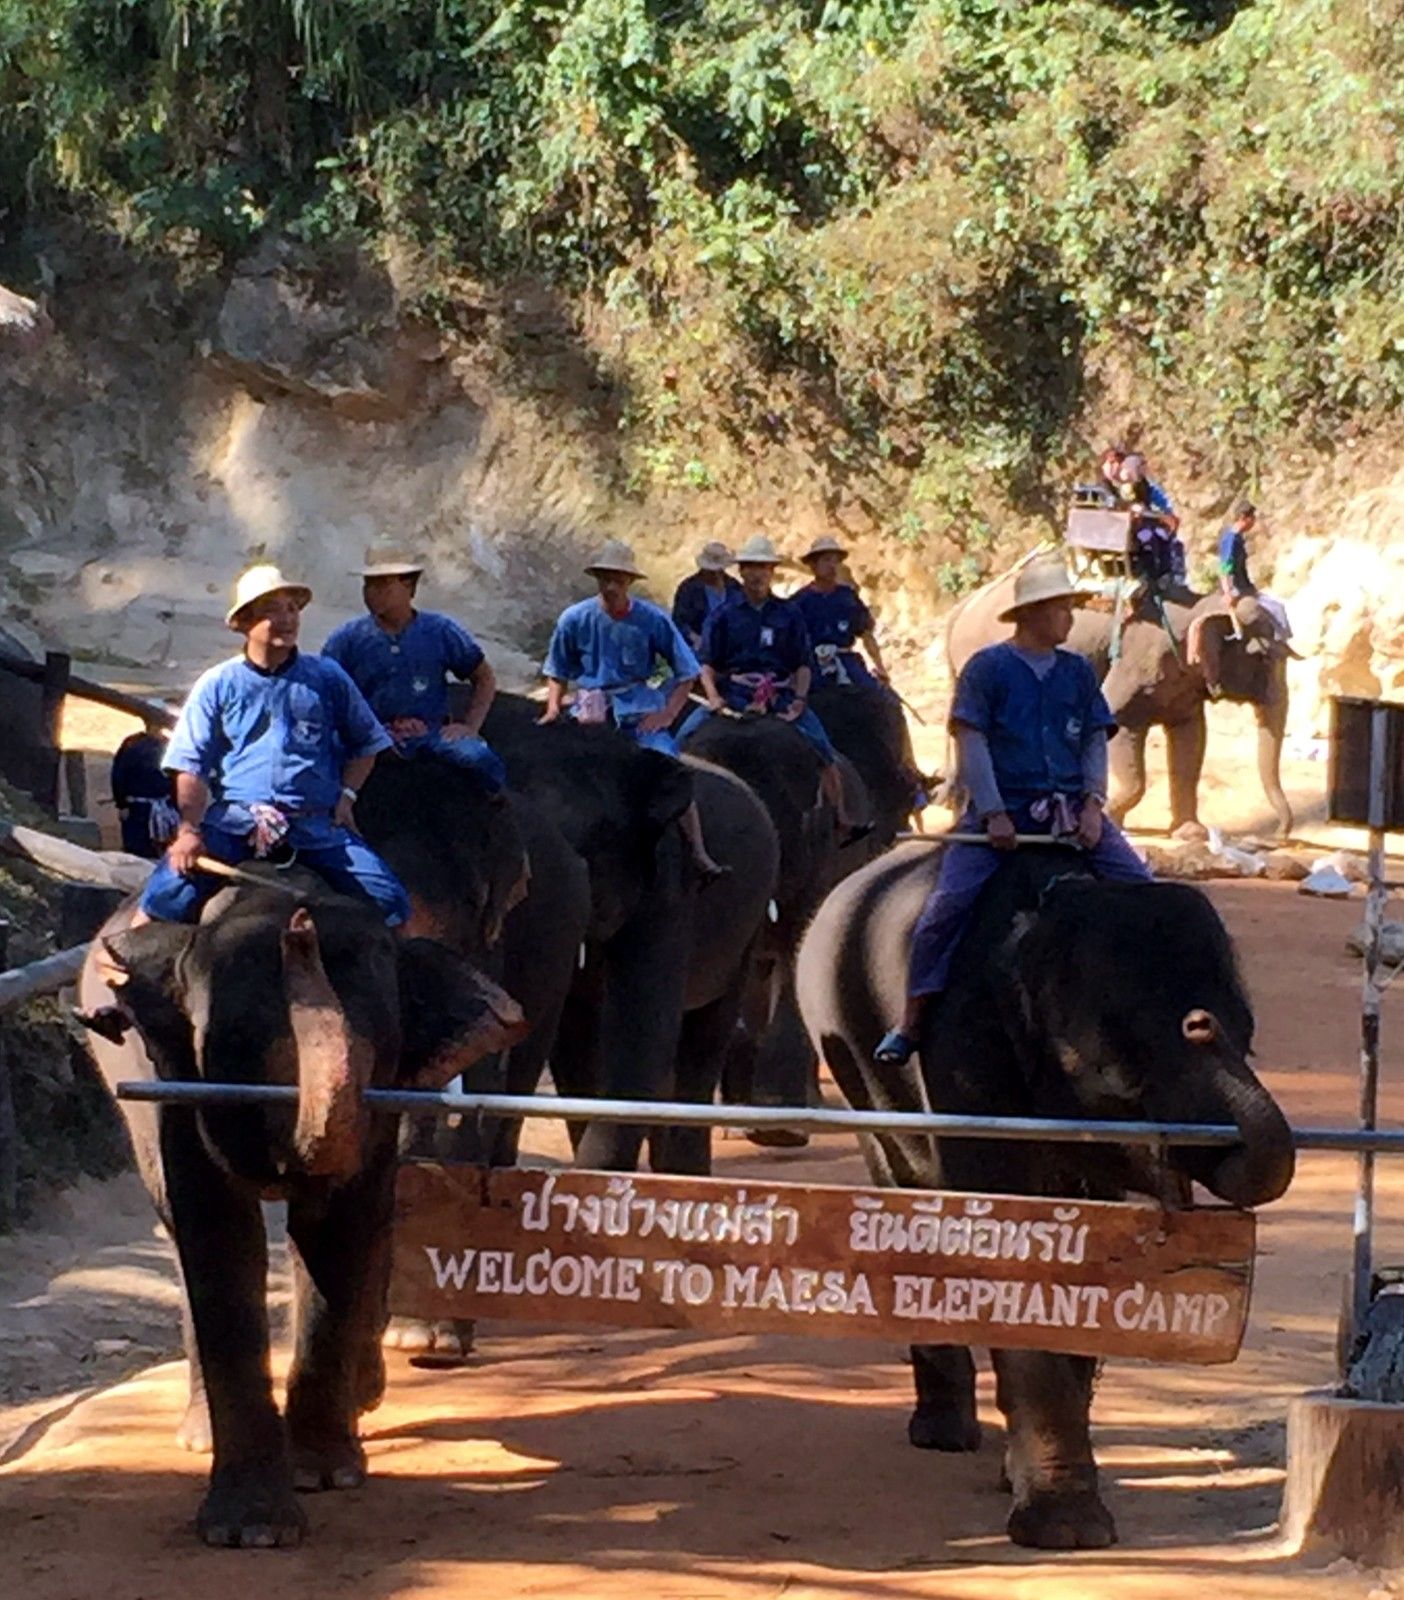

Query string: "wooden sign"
[[390, 1165, 1256, 1365]]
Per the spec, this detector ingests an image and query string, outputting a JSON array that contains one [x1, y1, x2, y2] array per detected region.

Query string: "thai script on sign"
[[847, 1194, 1090, 1265], [521, 1171, 801, 1248]]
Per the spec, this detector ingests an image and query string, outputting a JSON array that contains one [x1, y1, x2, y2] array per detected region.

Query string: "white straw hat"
[[800, 534, 849, 563], [996, 555, 1091, 623], [696, 541, 736, 572], [584, 539, 646, 579], [735, 534, 789, 567], [226, 565, 312, 628], [354, 542, 425, 578]]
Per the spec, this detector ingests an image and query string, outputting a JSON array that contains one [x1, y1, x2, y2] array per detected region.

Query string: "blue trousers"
[[677, 700, 836, 765], [139, 822, 411, 927], [908, 805, 1151, 999]]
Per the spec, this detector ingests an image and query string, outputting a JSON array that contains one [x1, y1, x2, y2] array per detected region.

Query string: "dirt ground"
[[3, 880, 1404, 1599]]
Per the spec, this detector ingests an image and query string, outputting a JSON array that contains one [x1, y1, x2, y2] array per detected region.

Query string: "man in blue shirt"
[[791, 535, 892, 692], [672, 542, 742, 649], [1217, 500, 1258, 600], [678, 534, 866, 841], [874, 555, 1152, 1065], [541, 540, 726, 879], [322, 543, 505, 792], [134, 565, 409, 928]]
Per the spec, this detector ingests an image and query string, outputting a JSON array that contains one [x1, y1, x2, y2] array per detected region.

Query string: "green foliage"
[[4, 0, 1403, 551]]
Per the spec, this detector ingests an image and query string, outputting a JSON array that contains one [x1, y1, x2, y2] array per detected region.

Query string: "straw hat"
[[799, 534, 849, 564], [226, 564, 313, 627], [996, 555, 1090, 623], [354, 542, 425, 578], [735, 534, 789, 567], [695, 541, 736, 572], [584, 539, 646, 579]]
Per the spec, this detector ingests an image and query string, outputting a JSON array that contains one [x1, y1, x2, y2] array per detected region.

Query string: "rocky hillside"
[[1, 1, 1402, 735]]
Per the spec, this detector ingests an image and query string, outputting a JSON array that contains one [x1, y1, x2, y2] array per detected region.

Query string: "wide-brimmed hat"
[[354, 542, 425, 579], [800, 535, 849, 564], [735, 534, 789, 567], [996, 555, 1090, 622], [584, 539, 646, 579], [226, 564, 313, 628], [696, 541, 736, 572]]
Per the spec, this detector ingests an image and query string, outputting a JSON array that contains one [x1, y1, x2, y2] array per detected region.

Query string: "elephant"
[[481, 692, 780, 1174], [809, 681, 922, 847], [76, 885, 528, 1548], [678, 712, 871, 1123], [795, 840, 1295, 1550], [946, 566, 1293, 838]]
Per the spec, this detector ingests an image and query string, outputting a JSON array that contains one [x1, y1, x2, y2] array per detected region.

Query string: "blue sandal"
[[874, 1028, 917, 1066]]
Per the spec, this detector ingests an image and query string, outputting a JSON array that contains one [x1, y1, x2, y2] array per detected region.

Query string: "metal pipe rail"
[[113, 1081, 1404, 1155]]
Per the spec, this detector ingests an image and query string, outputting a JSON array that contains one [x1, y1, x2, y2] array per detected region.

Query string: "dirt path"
[[3, 883, 1404, 1598]]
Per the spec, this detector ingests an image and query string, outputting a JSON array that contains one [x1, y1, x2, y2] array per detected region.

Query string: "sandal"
[[873, 1028, 917, 1066]]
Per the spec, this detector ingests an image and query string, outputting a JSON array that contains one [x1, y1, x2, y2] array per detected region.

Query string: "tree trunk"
[[1280, 1389, 1404, 1564]]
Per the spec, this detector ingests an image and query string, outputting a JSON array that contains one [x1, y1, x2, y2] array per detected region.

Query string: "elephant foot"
[[1007, 1488, 1116, 1550], [383, 1316, 476, 1365], [198, 1462, 308, 1548], [1171, 820, 1209, 843], [290, 1434, 367, 1493], [907, 1401, 980, 1452], [744, 1127, 810, 1150], [176, 1395, 212, 1454]]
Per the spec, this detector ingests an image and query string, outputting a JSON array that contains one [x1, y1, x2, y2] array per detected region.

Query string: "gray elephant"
[[77, 887, 527, 1548], [947, 567, 1292, 838], [796, 841, 1294, 1550]]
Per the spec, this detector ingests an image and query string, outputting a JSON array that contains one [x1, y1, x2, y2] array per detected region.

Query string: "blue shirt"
[[163, 652, 391, 820], [1217, 527, 1256, 594], [698, 595, 815, 681], [543, 596, 700, 720], [322, 610, 485, 728], [791, 582, 874, 675], [672, 572, 742, 647], [950, 642, 1116, 807]]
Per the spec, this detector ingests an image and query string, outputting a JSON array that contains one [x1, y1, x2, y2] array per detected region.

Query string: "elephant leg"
[[1256, 680, 1293, 838], [909, 1344, 980, 1451], [651, 983, 744, 1175], [1165, 712, 1208, 840], [550, 985, 605, 1156], [175, 1287, 213, 1453], [1105, 727, 1148, 826], [992, 1348, 1115, 1549], [285, 1144, 397, 1492], [576, 903, 690, 1172], [160, 1110, 303, 1548]]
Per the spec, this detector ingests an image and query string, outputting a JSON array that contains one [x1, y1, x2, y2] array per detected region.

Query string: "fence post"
[[0, 918, 16, 1230], [38, 651, 70, 815]]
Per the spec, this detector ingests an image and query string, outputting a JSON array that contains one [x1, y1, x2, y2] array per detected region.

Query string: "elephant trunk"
[[283, 908, 372, 1181], [1196, 1041, 1295, 1207]]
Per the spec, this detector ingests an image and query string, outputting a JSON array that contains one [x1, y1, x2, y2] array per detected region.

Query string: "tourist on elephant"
[[791, 534, 893, 693], [1116, 452, 1185, 590], [540, 539, 727, 880], [133, 565, 410, 929], [1190, 500, 1294, 695], [679, 534, 868, 843], [671, 541, 742, 649], [110, 725, 178, 859], [322, 542, 505, 792], [874, 554, 1152, 1066]]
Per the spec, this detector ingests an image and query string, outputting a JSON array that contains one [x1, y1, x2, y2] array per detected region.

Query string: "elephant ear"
[[80, 922, 198, 1074], [396, 938, 529, 1090]]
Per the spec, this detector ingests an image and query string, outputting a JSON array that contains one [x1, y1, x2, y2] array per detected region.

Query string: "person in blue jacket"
[[874, 554, 1152, 1066], [791, 535, 892, 692], [541, 540, 726, 879], [678, 534, 868, 842], [671, 542, 742, 649], [322, 543, 505, 792], [133, 565, 409, 929]]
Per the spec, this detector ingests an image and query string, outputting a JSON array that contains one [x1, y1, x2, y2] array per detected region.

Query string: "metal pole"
[[1351, 703, 1391, 1357], [110, 1081, 1404, 1155]]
